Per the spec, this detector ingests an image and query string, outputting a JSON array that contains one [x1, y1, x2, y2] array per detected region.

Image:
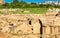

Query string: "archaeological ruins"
[[0, 8, 60, 38]]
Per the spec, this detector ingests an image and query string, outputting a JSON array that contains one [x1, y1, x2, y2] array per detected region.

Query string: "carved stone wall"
[[0, 14, 60, 38]]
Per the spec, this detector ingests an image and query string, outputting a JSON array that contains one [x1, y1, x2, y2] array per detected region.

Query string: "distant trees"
[[13, 0, 19, 5], [0, 0, 60, 8]]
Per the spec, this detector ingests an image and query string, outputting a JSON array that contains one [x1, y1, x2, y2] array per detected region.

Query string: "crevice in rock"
[[38, 19, 43, 38], [0, 28, 2, 30], [31, 28, 33, 33], [55, 12, 60, 16], [18, 20, 20, 22], [9, 24, 14, 26], [31, 28, 33, 30], [55, 14, 59, 16], [29, 20, 31, 25], [0, 28, 2, 32]]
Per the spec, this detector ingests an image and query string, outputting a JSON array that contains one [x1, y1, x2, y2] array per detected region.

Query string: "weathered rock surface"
[[0, 8, 60, 38]]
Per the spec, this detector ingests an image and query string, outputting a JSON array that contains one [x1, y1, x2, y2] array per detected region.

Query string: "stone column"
[[42, 26, 46, 38], [42, 26, 46, 34], [45, 26, 50, 34], [32, 19, 40, 34], [55, 27, 58, 34]]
